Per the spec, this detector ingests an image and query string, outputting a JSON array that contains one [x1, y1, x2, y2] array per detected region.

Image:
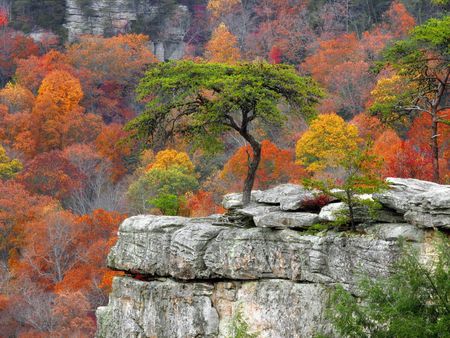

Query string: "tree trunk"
[[431, 115, 440, 182], [242, 136, 261, 206], [346, 189, 356, 231]]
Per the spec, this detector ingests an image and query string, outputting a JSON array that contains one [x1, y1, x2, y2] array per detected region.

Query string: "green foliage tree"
[[148, 193, 180, 216], [326, 235, 450, 337], [128, 60, 322, 205], [127, 165, 198, 215], [370, 15, 450, 182]]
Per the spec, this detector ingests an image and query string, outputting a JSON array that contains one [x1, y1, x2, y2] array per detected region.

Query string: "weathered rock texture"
[[97, 178, 449, 337], [65, 0, 190, 60]]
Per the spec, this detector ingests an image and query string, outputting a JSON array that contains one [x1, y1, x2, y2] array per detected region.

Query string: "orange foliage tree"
[[15, 50, 73, 94], [0, 30, 39, 85], [247, 0, 314, 64], [29, 70, 102, 155], [205, 23, 241, 63], [302, 33, 371, 117], [95, 123, 131, 181], [186, 190, 224, 217], [56, 210, 126, 305], [220, 140, 305, 191], [0, 180, 56, 263]]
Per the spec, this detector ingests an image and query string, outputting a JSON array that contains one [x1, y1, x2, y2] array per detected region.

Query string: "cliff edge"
[[96, 178, 449, 337]]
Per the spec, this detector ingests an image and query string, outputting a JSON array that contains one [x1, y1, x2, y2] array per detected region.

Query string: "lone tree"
[[127, 61, 322, 205], [370, 16, 450, 182]]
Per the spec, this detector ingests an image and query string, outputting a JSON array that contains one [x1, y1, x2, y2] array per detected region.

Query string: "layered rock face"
[[97, 178, 449, 337], [65, 0, 190, 60]]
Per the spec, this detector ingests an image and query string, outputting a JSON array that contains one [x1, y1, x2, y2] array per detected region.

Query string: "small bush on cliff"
[[325, 236, 450, 337], [228, 304, 259, 338]]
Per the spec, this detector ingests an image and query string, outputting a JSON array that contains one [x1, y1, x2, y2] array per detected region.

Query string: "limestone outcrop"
[[97, 178, 449, 337], [65, 0, 190, 60]]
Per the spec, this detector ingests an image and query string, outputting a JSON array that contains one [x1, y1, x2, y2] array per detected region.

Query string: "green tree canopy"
[[127, 60, 323, 204]]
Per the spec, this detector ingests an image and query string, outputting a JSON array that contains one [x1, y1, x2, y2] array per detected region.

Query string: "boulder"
[[222, 191, 264, 209], [365, 223, 425, 242], [254, 211, 319, 229], [374, 177, 443, 213], [256, 184, 318, 211], [318, 202, 346, 222], [404, 186, 450, 229]]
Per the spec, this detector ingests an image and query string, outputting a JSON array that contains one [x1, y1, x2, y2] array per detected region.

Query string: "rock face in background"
[[65, 0, 190, 60], [97, 178, 449, 337]]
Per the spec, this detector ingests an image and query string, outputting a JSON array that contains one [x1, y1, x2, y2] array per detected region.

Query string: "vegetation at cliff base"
[[326, 236, 450, 337]]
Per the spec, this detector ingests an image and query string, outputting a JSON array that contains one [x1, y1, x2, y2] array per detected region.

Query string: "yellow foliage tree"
[[296, 113, 360, 172], [148, 149, 195, 173], [205, 23, 241, 64], [0, 145, 22, 180], [296, 113, 384, 230], [207, 0, 241, 18], [0, 83, 35, 114]]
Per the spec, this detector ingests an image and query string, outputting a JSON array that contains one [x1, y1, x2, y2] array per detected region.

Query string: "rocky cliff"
[[65, 0, 190, 60], [96, 178, 449, 337]]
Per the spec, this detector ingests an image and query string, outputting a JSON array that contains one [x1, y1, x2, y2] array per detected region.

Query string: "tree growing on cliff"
[[128, 61, 322, 205], [370, 16, 450, 182], [296, 113, 385, 230]]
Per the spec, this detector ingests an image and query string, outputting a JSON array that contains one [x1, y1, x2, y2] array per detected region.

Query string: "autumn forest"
[[0, 0, 449, 336]]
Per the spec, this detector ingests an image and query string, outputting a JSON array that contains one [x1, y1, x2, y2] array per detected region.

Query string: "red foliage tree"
[[0, 30, 40, 85], [373, 130, 433, 181], [18, 150, 84, 201]]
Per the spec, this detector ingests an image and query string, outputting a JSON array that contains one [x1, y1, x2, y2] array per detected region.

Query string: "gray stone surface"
[[375, 178, 450, 228], [404, 186, 450, 229], [365, 223, 425, 242], [108, 218, 401, 290], [99, 179, 448, 338], [319, 202, 346, 222], [65, 0, 190, 60], [96, 277, 333, 338], [96, 277, 219, 338], [254, 211, 319, 229], [375, 177, 443, 213]]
